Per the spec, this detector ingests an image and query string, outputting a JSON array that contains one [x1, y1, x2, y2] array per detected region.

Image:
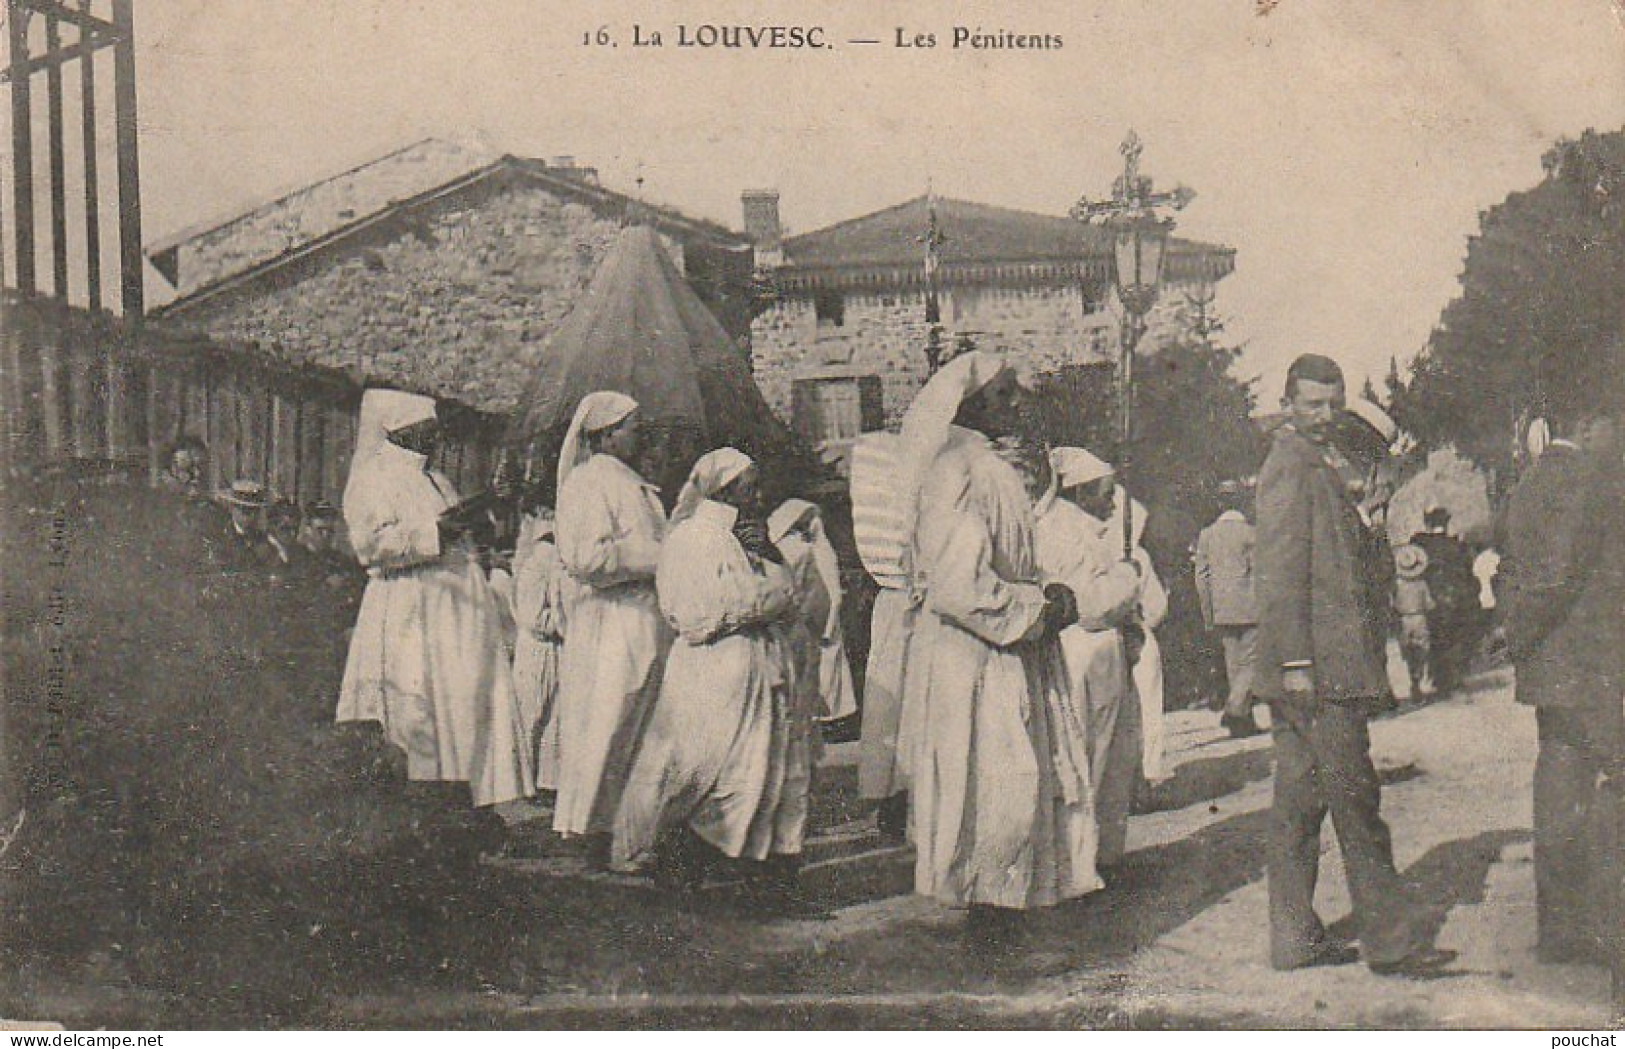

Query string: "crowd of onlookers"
[[1189, 486, 1505, 741]]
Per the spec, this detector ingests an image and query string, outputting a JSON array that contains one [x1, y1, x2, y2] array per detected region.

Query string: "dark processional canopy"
[[504, 224, 811, 503]]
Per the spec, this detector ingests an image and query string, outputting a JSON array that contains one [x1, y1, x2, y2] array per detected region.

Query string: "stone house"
[[142, 139, 757, 501], [744, 192, 1236, 444]]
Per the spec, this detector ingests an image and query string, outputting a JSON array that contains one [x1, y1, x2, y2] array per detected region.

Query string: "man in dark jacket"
[[1409, 506, 1479, 693], [1255, 354, 1450, 976], [1499, 403, 1625, 981]]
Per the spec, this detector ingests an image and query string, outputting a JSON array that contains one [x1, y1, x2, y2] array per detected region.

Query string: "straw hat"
[[216, 479, 268, 508], [1394, 543, 1429, 580]]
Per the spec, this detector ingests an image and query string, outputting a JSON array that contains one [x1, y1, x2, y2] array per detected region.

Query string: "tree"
[[1023, 309, 1264, 709], [1023, 304, 1263, 512], [1396, 127, 1625, 479]]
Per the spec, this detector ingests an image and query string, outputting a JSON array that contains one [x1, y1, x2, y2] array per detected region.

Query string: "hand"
[[1105, 601, 1139, 630], [1282, 666, 1315, 697], [733, 518, 784, 565], [1042, 583, 1079, 632], [1121, 620, 1146, 666], [733, 518, 769, 551]]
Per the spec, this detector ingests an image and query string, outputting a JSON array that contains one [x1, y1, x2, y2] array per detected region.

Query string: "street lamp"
[[1071, 131, 1194, 555], [1112, 210, 1174, 320]]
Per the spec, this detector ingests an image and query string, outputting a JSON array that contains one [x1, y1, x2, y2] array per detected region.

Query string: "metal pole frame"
[[1118, 310, 1147, 559]]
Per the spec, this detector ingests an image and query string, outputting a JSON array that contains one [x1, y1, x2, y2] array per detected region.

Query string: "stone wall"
[[177, 183, 687, 414], [751, 281, 1197, 428]]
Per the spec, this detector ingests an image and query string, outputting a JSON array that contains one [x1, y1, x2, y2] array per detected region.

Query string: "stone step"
[[479, 811, 914, 909]]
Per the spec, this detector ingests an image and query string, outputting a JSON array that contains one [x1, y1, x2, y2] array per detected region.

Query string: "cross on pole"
[[916, 187, 948, 371], [1070, 131, 1194, 557], [1070, 131, 1195, 225]]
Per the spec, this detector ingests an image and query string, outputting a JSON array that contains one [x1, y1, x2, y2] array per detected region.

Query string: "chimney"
[[741, 189, 783, 263], [545, 156, 600, 184]]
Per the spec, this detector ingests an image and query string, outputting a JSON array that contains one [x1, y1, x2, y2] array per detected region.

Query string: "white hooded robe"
[[335, 391, 532, 807]]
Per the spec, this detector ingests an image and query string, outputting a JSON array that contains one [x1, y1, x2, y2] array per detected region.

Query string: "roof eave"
[[154, 157, 754, 319], [503, 156, 751, 249], [152, 161, 513, 319], [772, 245, 1235, 293]]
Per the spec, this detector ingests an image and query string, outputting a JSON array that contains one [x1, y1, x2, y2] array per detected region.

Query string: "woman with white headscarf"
[[1114, 488, 1171, 786], [552, 392, 671, 843], [613, 450, 814, 904], [1032, 447, 1154, 868], [512, 499, 569, 790], [336, 389, 533, 808], [768, 499, 859, 724], [902, 353, 1100, 935]]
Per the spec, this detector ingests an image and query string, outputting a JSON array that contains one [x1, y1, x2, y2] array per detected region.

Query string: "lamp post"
[[1071, 131, 1194, 556]]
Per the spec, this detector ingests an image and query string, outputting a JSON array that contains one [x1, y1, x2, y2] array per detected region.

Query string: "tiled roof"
[[776, 195, 1234, 291]]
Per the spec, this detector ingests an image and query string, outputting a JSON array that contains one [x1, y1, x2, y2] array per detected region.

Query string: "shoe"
[[1276, 939, 1360, 970], [1221, 712, 1265, 739], [1369, 947, 1458, 977], [876, 794, 909, 844]]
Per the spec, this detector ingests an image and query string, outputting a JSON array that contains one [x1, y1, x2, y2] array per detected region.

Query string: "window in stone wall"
[[814, 290, 845, 328], [1080, 279, 1111, 315], [791, 375, 882, 444]]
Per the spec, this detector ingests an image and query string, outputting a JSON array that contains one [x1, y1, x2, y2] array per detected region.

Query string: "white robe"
[[778, 531, 858, 722], [513, 531, 567, 791], [612, 500, 812, 867], [1130, 549, 1170, 784], [858, 587, 920, 800], [911, 430, 1100, 908], [553, 453, 670, 836], [335, 444, 533, 807], [1035, 498, 1144, 865]]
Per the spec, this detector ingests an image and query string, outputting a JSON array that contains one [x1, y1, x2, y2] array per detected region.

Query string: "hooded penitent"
[[552, 389, 671, 838], [612, 448, 811, 870], [769, 498, 858, 722], [902, 355, 1102, 909], [336, 388, 534, 808]]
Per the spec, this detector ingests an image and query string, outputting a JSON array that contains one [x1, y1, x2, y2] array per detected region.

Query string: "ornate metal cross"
[[1070, 131, 1196, 228]]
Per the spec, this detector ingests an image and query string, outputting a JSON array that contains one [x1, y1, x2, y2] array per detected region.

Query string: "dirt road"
[[1, 479, 1616, 1028]]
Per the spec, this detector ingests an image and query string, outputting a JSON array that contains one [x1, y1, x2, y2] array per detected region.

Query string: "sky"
[[8, 0, 1625, 398]]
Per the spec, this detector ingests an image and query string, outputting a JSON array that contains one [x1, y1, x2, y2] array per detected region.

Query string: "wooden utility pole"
[[9, 1, 37, 294], [111, 0, 140, 319], [80, 0, 101, 310], [45, 12, 69, 298], [6, 0, 131, 310]]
